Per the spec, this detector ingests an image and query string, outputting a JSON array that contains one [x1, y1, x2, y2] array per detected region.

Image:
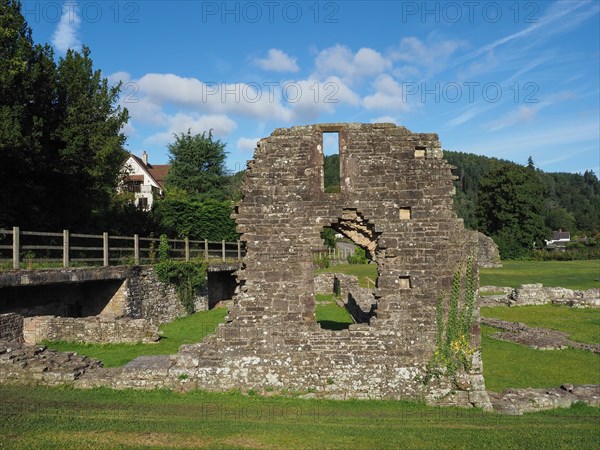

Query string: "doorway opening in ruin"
[[322, 131, 340, 193], [315, 209, 380, 330]]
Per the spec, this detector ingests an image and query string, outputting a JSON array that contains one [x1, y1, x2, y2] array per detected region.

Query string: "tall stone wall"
[[0, 313, 23, 342], [125, 267, 208, 325], [174, 123, 489, 407]]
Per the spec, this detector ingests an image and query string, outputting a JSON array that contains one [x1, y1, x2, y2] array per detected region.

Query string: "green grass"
[[480, 260, 600, 290], [481, 325, 600, 392], [482, 304, 600, 345], [315, 294, 354, 330], [315, 263, 378, 288], [0, 384, 598, 449], [44, 308, 227, 367]]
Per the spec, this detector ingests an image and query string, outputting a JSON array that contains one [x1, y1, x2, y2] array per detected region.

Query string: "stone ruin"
[[174, 123, 490, 408]]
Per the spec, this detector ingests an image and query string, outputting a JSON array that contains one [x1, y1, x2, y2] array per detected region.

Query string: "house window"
[[138, 197, 149, 210]]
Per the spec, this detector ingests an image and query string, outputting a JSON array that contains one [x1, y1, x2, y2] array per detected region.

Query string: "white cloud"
[[254, 49, 300, 72], [106, 71, 132, 86], [362, 75, 412, 112], [314, 45, 392, 84], [135, 73, 293, 121], [51, 2, 81, 53], [144, 113, 237, 146], [236, 137, 260, 152], [284, 76, 360, 120]]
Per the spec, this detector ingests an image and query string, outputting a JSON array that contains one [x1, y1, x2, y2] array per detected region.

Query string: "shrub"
[[347, 246, 368, 265]]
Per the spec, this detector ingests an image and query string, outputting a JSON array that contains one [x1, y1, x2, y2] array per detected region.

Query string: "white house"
[[121, 151, 170, 210], [544, 229, 571, 247]]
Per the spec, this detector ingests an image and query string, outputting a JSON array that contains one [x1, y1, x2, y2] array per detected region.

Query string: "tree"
[[52, 46, 129, 230], [0, 1, 129, 231], [165, 130, 228, 201], [476, 162, 548, 259]]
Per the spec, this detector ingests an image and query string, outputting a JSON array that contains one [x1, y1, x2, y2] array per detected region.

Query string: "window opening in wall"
[[322, 132, 340, 193], [414, 146, 426, 159]]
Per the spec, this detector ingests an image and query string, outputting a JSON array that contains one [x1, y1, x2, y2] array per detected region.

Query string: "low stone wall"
[[479, 284, 600, 308], [125, 267, 208, 325], [22, 316, 159, 344], [0, 313, 23, 342], [489, 384, 600, 415]]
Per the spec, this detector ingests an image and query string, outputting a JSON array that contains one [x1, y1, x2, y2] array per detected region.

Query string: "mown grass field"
[[480, 260, 600, 290], [0, 384, 598, 449], [482, 304, 600, 344], [26, 259, 598, 448]]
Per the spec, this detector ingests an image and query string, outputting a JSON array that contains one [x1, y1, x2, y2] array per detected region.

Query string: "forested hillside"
[[444, 151, 600, 236]]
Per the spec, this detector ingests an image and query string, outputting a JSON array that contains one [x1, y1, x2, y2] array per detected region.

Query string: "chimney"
[[142, 151, 148, 165]]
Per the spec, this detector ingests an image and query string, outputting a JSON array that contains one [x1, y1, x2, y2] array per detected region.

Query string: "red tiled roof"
[[147, 165, 170, 189], [127, 153, 170, 189]]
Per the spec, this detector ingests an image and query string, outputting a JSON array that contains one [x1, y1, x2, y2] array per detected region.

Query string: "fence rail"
[[0, 227, 245, 270]]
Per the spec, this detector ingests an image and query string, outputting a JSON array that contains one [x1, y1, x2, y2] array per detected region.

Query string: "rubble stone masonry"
[[172, 123, 490, 408]]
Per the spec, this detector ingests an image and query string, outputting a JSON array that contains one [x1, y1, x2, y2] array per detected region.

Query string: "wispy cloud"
[[455, 1, 591, 65], [51, 2, 81, 53]]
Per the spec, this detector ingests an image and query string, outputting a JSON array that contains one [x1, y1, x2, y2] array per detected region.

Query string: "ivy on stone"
[[154, 234, 207, 315]]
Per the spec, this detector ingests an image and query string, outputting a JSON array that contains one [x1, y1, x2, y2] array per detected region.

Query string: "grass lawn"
[[315, 263, 378, 288], [482, 304, 600, 345], [315, 293, 354, 330], [1, 385, 598, 449], [481, 325, 600, 392], [480, 260, 600, 290], [44, 307, 227, 367]]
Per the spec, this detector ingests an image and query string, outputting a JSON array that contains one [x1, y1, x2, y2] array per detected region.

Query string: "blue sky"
[[23, 0, 600, 174]]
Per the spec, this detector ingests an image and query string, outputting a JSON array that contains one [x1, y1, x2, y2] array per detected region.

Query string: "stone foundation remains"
[[480, 284, 600, 308], [22, 316, 159, 345]]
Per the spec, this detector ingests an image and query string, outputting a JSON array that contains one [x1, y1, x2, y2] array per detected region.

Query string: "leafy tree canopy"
[[165, 129, 228, 201]]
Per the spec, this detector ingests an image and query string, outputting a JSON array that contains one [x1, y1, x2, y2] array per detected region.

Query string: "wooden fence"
[[0, 227, 245, 270]]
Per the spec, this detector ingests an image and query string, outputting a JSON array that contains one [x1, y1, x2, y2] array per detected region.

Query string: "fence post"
[[237, 240, 241, 261], [185, 237, 190, 261], [103, 232, 109, 267], [63, 229, 69, 268], [134, 234, 140, 265], [12, 226, 19, 270], [222, 240, 226, 262], [204, 239, 209, 262]]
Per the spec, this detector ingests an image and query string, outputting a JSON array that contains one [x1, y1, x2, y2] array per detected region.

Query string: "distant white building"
[[121, 151, 170, 210], [545, 229, 571, 247]]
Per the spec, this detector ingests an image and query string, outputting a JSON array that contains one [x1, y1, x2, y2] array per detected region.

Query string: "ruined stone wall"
[[22, 316, 159, 344], [0, 313, 23, 342], [172, 123, 489, 407], [476, 232, 502, 268], [125, 267, 207, 325]]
